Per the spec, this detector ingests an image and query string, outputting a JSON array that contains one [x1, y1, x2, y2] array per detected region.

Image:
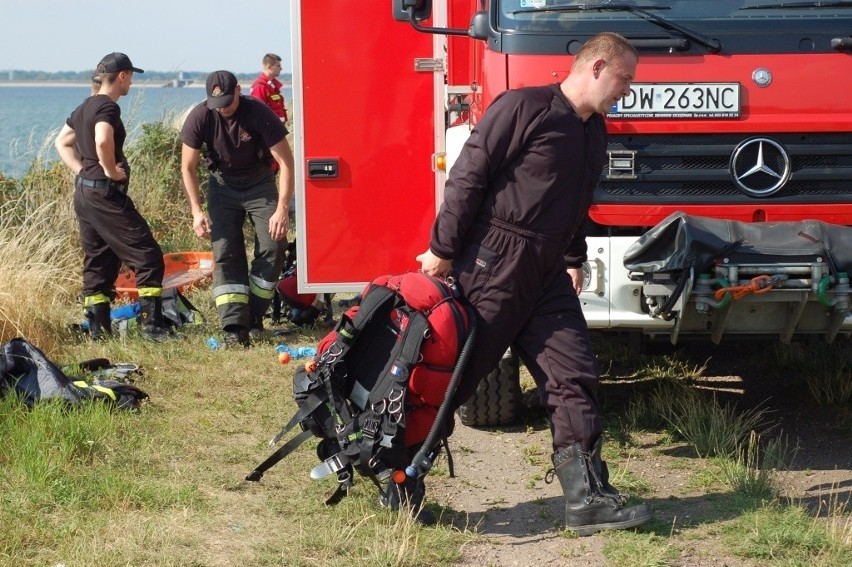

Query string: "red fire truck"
[[291, 1, 852, 422]]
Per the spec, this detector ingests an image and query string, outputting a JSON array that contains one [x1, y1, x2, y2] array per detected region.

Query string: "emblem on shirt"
[[475, 258, 487, 268], [239, 128, 252, 142]]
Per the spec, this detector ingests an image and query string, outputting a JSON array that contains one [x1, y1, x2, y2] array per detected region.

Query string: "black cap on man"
[[206, 70, 239, 109], [96, 52, 144, 74]]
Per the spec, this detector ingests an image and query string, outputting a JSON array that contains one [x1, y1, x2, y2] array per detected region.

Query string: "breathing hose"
[[406, 304, 477, 479]]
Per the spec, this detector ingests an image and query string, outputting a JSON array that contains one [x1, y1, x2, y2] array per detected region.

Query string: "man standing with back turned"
[[180, 71, 294, 348], [56, 52, 174, 342], [417, 32, 651, 535]]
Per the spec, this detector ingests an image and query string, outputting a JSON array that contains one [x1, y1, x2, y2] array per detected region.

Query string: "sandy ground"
[[426, 342, 852, 566]]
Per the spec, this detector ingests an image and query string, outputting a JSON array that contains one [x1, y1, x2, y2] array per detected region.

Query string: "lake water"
[[0, 84, 292, 179]]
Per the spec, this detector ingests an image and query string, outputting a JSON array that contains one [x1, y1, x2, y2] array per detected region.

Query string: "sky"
[[0, 0, 293, 75]]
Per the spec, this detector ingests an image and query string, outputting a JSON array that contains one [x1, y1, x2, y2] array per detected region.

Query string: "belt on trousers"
[[75, 177, 127, 191]]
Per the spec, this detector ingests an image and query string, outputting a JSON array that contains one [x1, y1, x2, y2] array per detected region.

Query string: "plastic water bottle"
[[275, 344, 317, 359], [296, 346, 317, 358]]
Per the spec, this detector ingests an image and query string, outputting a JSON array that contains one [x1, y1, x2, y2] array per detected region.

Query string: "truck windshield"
[[497, 0, 852, 54], [508, 2, 722, 52], [742, 1, 852, 8]]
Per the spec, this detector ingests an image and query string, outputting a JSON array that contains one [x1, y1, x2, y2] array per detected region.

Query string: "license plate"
[[609, 83, 741, 119]]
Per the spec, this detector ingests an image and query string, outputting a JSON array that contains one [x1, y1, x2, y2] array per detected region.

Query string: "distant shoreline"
[[0, 81, 203, 88], [0, 80, 291, 89]]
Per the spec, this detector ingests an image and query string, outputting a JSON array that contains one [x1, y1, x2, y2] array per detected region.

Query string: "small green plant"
[[602, 530, 678, 567], [636, 354, 708, 382], [804, 366, 852, 406], [719, 430, 794, 501], [769, 340, 852, 405], [522, 443, 546, 466], [819, 490, 852, 549], [664, 387, 773, 458], [623, 381, 689, 432], [724, 503, 852, 565]]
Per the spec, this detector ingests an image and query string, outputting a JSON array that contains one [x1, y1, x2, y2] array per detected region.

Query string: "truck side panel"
[[294, 1, 437, 291]]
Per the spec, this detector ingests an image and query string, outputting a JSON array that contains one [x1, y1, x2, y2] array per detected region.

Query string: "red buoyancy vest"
[[250, 74, 288, 122]]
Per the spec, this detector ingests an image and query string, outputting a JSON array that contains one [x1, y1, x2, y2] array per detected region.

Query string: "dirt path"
[[432, 421, 609, 566], [426, 342, 852, 566]]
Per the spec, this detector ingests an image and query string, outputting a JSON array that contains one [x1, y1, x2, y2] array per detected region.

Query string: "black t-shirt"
[[180, 95, 287, 180], [66, 95, 127, 180]]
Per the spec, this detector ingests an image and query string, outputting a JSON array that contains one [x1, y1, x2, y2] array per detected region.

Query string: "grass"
[[1, 122, 851, 565], [769, 340, 852, 405]]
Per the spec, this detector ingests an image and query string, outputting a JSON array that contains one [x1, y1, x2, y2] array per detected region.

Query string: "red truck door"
[[293, 1, 440, 293]]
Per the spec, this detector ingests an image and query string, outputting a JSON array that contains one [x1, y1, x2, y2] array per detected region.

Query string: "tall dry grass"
[[0, 118, 195, 353], [0, 163, 80, 352]]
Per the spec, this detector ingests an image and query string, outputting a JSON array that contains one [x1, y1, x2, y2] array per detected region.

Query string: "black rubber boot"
[[223, 325, 251, 349], [249, 312, 265, 340], [380, 476, 436, 526], [248, 293, 270, 338], [552, 442, 652, 536], [85, 303, 112, 341], [138, 296, 175, 342]]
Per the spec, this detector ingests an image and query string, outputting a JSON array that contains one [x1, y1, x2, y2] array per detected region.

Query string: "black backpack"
[[0, 338, 148, 410], [246, 272, 476, 507]]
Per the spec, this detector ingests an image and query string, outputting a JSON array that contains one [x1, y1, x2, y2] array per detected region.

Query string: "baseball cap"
[[206, 70, 239, 109], [96, 52, 144, 74]]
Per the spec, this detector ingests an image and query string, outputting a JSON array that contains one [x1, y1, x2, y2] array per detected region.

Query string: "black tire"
[[456, 350, 522, 427]]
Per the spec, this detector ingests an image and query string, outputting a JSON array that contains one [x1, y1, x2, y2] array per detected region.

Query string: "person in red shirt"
[[250, 53, 288, 123]]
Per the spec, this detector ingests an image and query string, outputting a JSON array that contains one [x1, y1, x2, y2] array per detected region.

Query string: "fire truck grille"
[[598, 133, 852, 204]]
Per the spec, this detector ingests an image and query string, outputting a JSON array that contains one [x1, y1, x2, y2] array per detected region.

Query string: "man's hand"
[[417, 249, 452, 277], [110, 163, 128, 182], [192, 212, 212, 240], [269, 208, 289, 241], [567, 266, 583, 296]]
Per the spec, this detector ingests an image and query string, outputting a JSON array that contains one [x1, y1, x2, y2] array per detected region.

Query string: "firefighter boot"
[[249, 294, 270, 339], [249, 312, 265, 340], [85, 302, 112, 341], [589, 437, 624, 500], [380, 475, 436, 526], [551, 443, 652, 536], [138, 296, 175, 342]]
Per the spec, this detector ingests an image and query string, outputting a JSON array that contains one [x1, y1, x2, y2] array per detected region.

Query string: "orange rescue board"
[[115, 251, 214, 299]]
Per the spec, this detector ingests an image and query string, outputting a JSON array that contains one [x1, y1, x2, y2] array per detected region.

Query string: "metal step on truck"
[[290, 1, 852, 426]]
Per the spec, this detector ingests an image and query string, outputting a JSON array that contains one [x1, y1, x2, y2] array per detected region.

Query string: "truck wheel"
[[456, 349, 521, 427]]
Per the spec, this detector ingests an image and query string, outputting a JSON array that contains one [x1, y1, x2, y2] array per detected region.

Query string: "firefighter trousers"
[[208, 174, 286, 331], [453, 220, 602, 452], [73, 180, 164, 299]]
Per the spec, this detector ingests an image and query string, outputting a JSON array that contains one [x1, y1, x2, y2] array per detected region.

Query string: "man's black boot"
[[551, 442, 652, 536], [223, 325, 251, 349], [380, 476, 436, 526], [138, 296, 176, 342], [249, 312, 265, 340], [85, 303, 112, 341]]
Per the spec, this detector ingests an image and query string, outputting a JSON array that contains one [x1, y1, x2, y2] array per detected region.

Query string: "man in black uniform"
[[55, 52, 173, 342], [180, 70, 294, 347], [418, 32, 651, 535]]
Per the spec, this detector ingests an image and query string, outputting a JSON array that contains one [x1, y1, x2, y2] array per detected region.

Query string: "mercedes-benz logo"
[[752, 68, 772, 88], [730, 138, 791, 197]]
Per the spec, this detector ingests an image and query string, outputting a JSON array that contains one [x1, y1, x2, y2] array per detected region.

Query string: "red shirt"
[[250, 73, 288, 122]]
